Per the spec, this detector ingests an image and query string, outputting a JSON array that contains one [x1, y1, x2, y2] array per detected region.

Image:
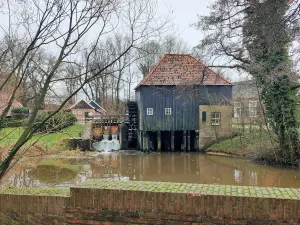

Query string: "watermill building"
[[134, 54, 233, 151]]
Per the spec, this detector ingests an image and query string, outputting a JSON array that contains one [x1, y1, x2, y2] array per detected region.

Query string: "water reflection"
[[1, 152, 300, 188]]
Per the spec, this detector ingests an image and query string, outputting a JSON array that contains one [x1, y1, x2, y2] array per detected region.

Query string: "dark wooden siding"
[[135, 85, 232, 131]]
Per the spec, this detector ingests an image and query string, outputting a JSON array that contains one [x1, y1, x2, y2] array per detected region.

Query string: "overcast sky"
[[158, 0, 212, 48]]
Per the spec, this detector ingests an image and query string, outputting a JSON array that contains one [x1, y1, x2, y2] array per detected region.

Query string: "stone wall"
[[199, 105, 232, 149], [1, 180, 300, 225]]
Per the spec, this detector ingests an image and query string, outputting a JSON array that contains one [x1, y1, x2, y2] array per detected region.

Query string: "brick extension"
[[1, 180, 300, 224]]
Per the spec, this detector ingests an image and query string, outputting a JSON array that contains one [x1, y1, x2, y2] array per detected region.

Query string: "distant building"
[[134, 54, 233, 151], [70, 100, 106, 121], [0, 93, 23, 117], [232, 80, 262, 125]]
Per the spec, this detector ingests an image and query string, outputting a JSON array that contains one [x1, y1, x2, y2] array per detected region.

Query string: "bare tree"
[[195, 0, 300, 165], [137, 35, 191, 77], [0, 0, 170, 178]]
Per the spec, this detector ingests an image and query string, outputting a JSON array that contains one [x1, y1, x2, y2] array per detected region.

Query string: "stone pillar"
[[187, 130, 191, 152], [182, 131, 187, 152], [144, 132, 149, 152], [195, 130, 199, 152], [171, 131, 175, 152], [142, 132, 148, 152], [157, 131, 161, 152]]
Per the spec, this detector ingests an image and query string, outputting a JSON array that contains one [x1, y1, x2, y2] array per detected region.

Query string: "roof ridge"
[[89, 100, 107, 113], [70, 99, 94, 109], [136, 54, 232, 88]]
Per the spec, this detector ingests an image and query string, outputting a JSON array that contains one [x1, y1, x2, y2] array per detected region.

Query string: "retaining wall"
[[1, 180, 300, 225]]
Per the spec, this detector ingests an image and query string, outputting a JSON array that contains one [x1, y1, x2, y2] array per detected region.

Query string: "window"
[[73, 111, 77, 114], [165, 108, 172, 115], [249, 101, 257, 118], [234, 102, 242, 118], [78, 111, 82, 114], [211, 112, 221, 126], [147, 108, 153, 115], [202, 111, 207, 122]]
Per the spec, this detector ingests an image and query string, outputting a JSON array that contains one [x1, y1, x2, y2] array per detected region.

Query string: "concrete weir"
[[1, 180, 300, 224]]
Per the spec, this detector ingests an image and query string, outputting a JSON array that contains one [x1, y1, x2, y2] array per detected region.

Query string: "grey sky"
[[158, 0, 212, 48]]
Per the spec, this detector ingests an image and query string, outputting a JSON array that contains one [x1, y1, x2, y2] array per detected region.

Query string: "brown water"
[[2, 152, 300, 188]]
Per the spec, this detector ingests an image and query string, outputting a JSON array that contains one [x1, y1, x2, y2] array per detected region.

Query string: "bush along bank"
[[34, 111, 77, 133]]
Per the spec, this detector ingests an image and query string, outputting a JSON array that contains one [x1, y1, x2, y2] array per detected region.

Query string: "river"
[[1, 151, 300, 188]]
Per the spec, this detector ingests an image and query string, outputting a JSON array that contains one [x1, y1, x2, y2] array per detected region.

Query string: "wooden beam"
[[187, 130, 191, 152], [182, 131, 186, 152], [157, 131, 161, 152], [171, 131, 175, 152]]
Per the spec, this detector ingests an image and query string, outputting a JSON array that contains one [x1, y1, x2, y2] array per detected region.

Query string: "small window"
[[234, 102, 242, 118], [249, 101, 257, 118], [78, 111, 82, 115], [211, 112, 221, 126], [165, 108, 172, 115], [73, 111, 77, 114], [202, 111, 207, 122], [147, 108, 153, 116]]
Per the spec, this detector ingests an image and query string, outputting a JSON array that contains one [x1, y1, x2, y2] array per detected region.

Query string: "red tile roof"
[[137, 54, 232, 87], [0, 92, 23, 117]]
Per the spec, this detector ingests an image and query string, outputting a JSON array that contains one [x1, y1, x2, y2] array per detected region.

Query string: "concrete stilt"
[[182, 131, 187, 152], [157, 131, 161, 152], [171, 131, 175, 152], [195, 131, 199, 152], [142, 132, 148, 152], [187, 130, 191, 152]]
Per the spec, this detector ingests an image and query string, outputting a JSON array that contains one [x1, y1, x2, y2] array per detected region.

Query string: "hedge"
[[35, 111, 77, 132], [11, 107, 29, 119]]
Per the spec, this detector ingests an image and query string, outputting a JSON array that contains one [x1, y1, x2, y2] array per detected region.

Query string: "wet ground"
[[1, 151, 300, 188]]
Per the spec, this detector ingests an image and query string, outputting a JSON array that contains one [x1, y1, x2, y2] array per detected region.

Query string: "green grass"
[[208, 130, 278, 157], [0, 124, 85, 149]]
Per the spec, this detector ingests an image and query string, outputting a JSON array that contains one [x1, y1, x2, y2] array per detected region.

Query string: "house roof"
[[232, 80, 259, 99], [70, 100, 94, 109], [89, 100, 107, 113], [0, 93, 23, 116], [136, 54, 232, 88], [70, 99, 106, 113]]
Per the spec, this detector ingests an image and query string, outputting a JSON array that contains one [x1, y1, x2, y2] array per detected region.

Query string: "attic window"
[[147, 108, 153, 116]]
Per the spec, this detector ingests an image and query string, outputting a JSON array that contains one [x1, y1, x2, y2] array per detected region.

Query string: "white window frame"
[[78, 111, 82, 115], [234, 102, 242, 118], [73, 111, 77, 114], [211, 112, 221, 126], [249, 101, 257, 118], [146, 108, 153, 116], [165, 108, 172, 115]]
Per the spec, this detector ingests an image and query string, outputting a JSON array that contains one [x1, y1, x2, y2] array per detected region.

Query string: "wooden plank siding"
[[136, 85, 232, 132]]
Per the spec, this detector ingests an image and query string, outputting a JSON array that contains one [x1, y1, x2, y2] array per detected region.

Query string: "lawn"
[[0, 124, 85, 149], [207, 129, 278, 158]]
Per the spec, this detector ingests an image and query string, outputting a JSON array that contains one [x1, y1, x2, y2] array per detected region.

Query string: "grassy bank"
[[0, 124, 84, 148], [0, 124, 86, 158], [207, 130, 279, 162]]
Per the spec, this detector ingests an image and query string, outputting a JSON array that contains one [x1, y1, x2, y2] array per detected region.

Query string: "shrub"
[[6, 119, 27, 127], [35, 111, 77, 132], [11, 107, 29, 119]]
